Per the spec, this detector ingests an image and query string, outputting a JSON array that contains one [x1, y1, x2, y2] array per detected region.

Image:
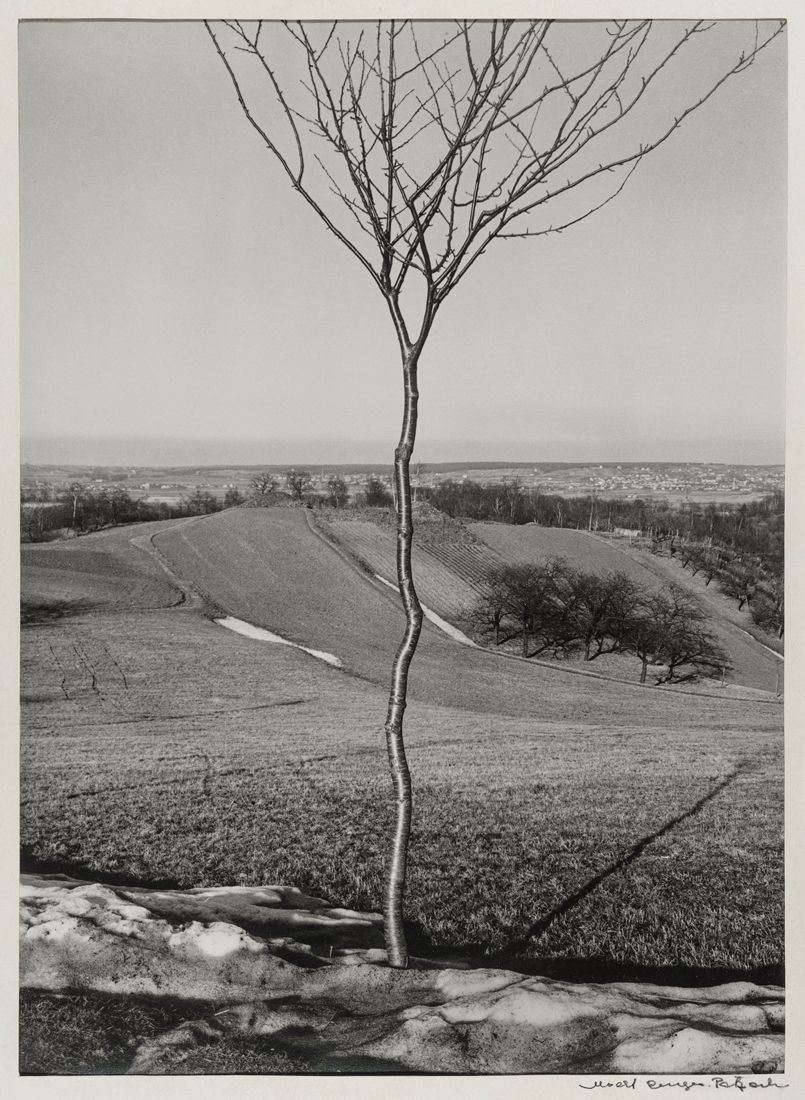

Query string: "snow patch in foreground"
[[215, 616, 342, 668], [374, 575, 477, 647], [20, 874, 784, 1076]]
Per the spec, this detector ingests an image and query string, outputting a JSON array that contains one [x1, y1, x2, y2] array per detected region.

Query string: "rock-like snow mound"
[[20, 874, 784, 1076]]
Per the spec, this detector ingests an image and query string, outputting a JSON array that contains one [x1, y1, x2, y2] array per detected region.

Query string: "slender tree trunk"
[[383, 349, 423, 969]]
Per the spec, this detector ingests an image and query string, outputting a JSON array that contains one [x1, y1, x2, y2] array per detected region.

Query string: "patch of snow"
[[215, 616, 342, 668], [25, 917, 81, 942], [168, 921, 267, 959], [373, 575, 477, 647], [60, 895, 95, 917], [737, 628, 784, 660]]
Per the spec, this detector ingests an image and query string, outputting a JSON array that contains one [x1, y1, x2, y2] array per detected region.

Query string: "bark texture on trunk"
[[383, 354, 423, 969]]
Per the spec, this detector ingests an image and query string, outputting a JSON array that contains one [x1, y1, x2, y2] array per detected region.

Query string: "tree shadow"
[[505, 765, 748, 955], [406, 763, 784, 987]]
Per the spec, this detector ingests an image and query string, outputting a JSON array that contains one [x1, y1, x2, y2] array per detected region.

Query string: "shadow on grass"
[[20, 847, 185, 891], [21, 766, 783, 991], [507, 765, 749, 954], [21, 598, 98, 625], [407, 763, 784, 987]]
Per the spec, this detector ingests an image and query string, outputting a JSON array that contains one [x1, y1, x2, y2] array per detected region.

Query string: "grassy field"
[[20, 519, 183, 622], [21, 508, 782, 959], [19, 507, 783, 1070]]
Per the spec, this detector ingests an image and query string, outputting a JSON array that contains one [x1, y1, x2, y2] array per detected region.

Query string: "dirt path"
[[128, 516, 208, 611]]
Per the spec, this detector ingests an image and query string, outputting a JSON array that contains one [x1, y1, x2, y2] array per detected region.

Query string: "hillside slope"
[[20, 519, 191, 620], [20, 510, 783, 979], [468, 522, 780, 694], [152, 507, 780, 727], [315, 509, 490, 620]]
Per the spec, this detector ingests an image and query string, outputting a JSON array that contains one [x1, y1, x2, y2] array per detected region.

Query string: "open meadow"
[[20, 506, 783, 1070]]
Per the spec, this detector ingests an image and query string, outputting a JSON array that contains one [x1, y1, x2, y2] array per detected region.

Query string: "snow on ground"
[[373, 574, 478, 647], [21, 874, 784, 1076], [215, 615, 343, 667]]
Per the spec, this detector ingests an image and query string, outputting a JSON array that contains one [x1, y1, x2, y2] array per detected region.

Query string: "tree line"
[[469, 558, 729, 685], [20, 468, 397, 542], [426, 479, 782, 563], [20, 484, 226, 541], [426, 479, 783, 637], [247, 469, 393, 508]]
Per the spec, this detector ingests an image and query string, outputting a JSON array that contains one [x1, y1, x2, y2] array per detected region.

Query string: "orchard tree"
[[249, 471, 278, 498], [206, 18, 784, 967], [326, 474, 350, 508], [364, 474, 393, 507], [717, 561, 759, 611], [285, 468, 313, 501]]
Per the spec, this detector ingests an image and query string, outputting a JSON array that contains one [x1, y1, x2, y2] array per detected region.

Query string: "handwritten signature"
[[579, 1077, 786, 1092]]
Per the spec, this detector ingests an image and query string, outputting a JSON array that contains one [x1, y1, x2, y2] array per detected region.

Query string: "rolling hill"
[[150, 507, 780, 716], [20, 505, 783, 986], [467, 522, 781, 694]]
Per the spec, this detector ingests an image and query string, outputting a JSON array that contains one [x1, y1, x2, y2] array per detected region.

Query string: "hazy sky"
[[19, 19, 786, 466]]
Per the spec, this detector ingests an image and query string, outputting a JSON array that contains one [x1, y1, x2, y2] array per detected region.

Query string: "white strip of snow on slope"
[[374, 575, 477, 648], [215, 616, 343, 668]]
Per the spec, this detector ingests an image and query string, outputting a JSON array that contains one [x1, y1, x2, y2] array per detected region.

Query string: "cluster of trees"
[[247, 468, 314, 502], [20, 484, 226, 541], [469, 558, 729, 685], [427, 478, 783, 638], [674, 541, 784, 638], [427, 480, 783, 566], [247, 469, 393, 508]]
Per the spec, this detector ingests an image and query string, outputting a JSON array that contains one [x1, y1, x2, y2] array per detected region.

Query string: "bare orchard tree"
[[326, 474, 350, 508], [248, 471, 278, 499], [206, 18, 783, 968], [285, 468, 313, 501]]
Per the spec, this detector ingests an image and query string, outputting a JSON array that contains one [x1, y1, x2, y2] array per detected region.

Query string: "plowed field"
[[316, 514, 486, 619]]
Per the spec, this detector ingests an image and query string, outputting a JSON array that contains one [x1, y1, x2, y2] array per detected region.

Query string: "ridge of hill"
[[150, 507, 779, 721]]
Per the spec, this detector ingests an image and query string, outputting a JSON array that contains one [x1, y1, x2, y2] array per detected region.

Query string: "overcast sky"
[[19, 19, 786, 466]]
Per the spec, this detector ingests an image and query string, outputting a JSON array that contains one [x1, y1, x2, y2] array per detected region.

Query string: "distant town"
[[21, 460, 784, 508]]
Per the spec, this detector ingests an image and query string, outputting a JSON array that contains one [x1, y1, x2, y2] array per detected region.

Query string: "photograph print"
[[17, 9, 787, 1084]]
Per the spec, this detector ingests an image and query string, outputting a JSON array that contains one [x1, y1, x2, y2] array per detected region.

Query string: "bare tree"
[[67, 481, 85, 529], [717, 561, 758, 611], [751, 572, 784, 638], [206, 18, 783, 967], [326, 474, 350, 508], [412, 462, 428, 504], [564, 570, 640, 661], [627, 585, 730, 684], [248, 471, 278, 498], [284, 468, 313, 501], [363, 474, 393, 507]]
